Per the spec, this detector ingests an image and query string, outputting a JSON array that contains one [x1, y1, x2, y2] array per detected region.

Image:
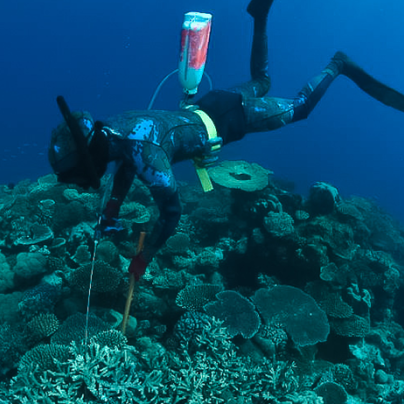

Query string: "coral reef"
[[0, 161, 404, 402]]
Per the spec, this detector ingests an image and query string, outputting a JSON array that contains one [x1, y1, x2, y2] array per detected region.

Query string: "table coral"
[[204, 290, 261, 339], [209, 160, 271, 192], [252, 286, 330, 346]]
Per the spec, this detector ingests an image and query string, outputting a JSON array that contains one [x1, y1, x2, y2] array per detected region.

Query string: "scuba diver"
[[48, 0, 404, 280]]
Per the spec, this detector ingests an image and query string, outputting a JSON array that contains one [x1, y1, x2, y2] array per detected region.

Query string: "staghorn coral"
[[68, 260, 123, 294], [6, 316, 315, 404], [204, 290, 261, 339], [176, 284, 222, 311], [252, 286, 330, 346], [18, 343, 71, 376]]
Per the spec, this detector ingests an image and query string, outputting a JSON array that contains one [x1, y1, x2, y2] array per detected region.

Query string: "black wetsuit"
[[99, 7, 404, 256], [102, 56, 340, 253], [100, 24, 344, 255]]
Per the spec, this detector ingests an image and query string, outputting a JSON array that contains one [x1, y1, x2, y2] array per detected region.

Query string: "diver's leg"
[[242, 50, 404, 133], [334, 51, 404, 113], [229, 0, 274, 98], [241, 53, 347, 132], [241, 57, 342, 132], [292, 51, 404, 122], [291, 57, 342, 122]]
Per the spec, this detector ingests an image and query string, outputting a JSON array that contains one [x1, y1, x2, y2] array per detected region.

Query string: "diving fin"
[[247, 0, 275, 20], [333, 51, 404, 113]]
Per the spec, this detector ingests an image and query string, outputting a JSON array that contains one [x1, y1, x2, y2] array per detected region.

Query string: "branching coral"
[[5, 317, 317, 403]]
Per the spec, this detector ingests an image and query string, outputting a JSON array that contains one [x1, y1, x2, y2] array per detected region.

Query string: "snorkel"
[[56, 95, 101, 190]]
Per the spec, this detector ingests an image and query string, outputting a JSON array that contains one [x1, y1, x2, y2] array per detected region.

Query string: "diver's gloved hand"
[[100, 198, 123, 234], [128, 253, 148, 281], [195, 136, 223, 168]]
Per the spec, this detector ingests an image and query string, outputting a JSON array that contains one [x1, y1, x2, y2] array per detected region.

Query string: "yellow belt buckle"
[[193, 109, 220, 192]]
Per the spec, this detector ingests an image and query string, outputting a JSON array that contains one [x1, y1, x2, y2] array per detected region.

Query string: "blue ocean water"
[[1, 0, 403, 222]]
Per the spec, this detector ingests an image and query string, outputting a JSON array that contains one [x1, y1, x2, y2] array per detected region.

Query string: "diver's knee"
[[291, 98, 310, 122], [248, 76, 271, 98]]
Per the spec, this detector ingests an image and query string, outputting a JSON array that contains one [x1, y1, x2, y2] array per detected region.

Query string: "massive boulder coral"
[[0, 253, 14, 292], [13, 252, 49, 286], [263, 211, 295, 238]]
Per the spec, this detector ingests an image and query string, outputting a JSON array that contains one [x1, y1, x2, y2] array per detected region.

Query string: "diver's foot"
[[247, 0, 275, 19], [331, 51, 362, 77]]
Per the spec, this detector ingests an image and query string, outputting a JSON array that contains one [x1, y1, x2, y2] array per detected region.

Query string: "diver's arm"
[[101, 162, 136, 231], [110, 162, 136, 205]]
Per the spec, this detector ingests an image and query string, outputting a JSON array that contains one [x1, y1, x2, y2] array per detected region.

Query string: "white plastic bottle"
[[178, 12, 212, 95]]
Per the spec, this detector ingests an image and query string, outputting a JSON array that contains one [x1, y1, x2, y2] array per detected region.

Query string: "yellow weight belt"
[[193, 109, 221, 192]]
